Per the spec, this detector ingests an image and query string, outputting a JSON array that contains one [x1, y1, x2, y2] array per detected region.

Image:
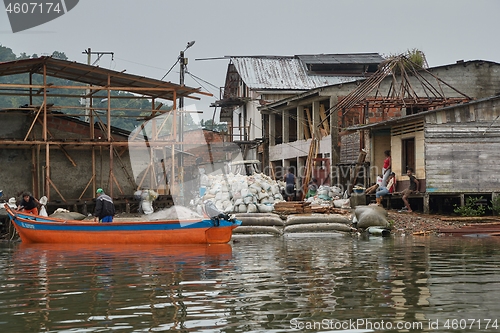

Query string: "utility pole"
[[82, 48, 114, 196], [82, 48, 114, 123], [177, 41, 195, 205]]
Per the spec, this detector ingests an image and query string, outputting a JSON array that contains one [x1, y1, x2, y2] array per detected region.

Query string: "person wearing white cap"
[[93, 188, 115, 222]]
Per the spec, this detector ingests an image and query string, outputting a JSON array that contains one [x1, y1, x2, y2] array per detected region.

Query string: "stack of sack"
[[305, 185, 349, 207], [196, 172, 284, 214]]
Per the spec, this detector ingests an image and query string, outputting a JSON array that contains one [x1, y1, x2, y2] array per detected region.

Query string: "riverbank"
[[1, 206, 496, 241], [388, 210, 464, 235]]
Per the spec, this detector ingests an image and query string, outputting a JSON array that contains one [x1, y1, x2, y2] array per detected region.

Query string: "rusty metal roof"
[[230, 55, 373, 90], [0, 56, 209, 101]]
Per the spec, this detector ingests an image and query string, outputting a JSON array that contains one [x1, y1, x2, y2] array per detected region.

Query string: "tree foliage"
[[386, 48, 428, 74], [200, 119, 228, 132]]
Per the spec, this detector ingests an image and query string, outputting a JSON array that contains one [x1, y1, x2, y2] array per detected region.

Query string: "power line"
[[160, 58, 180, 81], [186, 71, 219, 98], [114, 56, 168, 71], [186, 70, 219, 90]]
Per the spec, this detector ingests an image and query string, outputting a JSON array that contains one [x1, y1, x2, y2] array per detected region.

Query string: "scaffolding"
[[0, 56, 211, 203]]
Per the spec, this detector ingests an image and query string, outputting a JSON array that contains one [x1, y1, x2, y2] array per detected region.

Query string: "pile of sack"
[[304, 185, 351, 208], [195, 172, 284, 214]]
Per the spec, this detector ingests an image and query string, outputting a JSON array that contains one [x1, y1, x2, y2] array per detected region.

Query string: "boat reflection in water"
[[8, 242, 234, 332]]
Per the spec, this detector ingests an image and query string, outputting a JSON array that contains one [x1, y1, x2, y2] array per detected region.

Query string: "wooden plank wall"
[[424, 99, 500, 192]]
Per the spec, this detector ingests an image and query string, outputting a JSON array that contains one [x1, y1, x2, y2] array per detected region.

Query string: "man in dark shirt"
[[401, 168, 419, 213], [93, 188, 116, 222], [284, 167, 296, 201], [16, 192, 40, 215]]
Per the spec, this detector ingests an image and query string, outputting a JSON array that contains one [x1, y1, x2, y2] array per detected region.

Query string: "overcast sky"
[[1, 0, 499, 121]]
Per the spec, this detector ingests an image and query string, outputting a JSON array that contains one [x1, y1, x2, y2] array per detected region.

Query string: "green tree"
[[51, 51, 68, 60], [0, 45, 16, 61], [17, 52, 30, 59], [200, 119, 228, 132]]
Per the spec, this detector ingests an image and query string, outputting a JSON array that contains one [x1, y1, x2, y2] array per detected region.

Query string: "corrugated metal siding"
[[297, 53, 384, 65], [231, 57, 362, 90]]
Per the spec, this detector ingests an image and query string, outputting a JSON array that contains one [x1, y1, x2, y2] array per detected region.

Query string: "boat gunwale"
[[4, 204, 220, 227]]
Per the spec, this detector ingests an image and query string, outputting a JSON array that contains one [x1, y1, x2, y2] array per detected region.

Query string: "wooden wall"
[[424, 97, 500, 193]]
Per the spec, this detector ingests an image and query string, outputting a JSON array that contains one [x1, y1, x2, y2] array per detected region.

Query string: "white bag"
[[39, 206, 48, 217]]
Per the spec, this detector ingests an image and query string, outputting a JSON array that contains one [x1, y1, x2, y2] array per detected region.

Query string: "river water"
[[1, 233, 500, 333]]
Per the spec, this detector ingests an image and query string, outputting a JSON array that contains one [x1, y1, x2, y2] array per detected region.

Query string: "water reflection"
[[2, 243, 233, 332], [1, 235, 500, 332]]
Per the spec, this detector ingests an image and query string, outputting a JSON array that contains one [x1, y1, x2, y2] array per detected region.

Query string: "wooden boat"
[[4, 204, 241, 244]]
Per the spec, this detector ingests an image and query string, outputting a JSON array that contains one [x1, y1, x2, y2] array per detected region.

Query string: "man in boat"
[[16, 192, 40, 215], [93, 188, 116, 223]]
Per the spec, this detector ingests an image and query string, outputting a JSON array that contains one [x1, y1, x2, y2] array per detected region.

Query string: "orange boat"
[[5, 204, 241, 244]]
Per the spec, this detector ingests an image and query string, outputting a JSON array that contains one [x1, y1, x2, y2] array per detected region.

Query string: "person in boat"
[[93, 188, 116, 223], [16, 192, 40, 215]]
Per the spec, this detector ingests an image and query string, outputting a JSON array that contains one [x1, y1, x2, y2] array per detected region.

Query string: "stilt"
[[424, 193, 430, 214]]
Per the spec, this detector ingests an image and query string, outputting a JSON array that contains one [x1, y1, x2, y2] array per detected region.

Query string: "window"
[[405, 106, 428, 116], [402, 137, 415, 173]]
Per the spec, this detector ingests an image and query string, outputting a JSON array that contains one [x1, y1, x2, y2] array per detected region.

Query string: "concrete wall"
[[0, 113, 135, 201]]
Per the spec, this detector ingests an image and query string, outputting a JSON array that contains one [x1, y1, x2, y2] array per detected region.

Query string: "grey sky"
[[1, 0, 499, 120]]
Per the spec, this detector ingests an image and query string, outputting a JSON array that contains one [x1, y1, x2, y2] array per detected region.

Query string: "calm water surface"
[[1, 234, 500, 332]]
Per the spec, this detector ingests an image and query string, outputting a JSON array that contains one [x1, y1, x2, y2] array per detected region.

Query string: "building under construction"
[[0, 56, 215, 213]]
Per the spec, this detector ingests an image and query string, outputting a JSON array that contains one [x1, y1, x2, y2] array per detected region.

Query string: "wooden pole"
[[45, 143, 50, 200], [349, 150, 367, 194]]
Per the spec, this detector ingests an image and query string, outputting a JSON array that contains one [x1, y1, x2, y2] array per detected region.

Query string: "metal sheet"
[[230, 56, 364, 90]]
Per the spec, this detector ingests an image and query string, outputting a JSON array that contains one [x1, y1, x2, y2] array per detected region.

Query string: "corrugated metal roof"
[[0, 56, 207, 101], [297, 53, 384, 65], [230, 56, 366, 90]]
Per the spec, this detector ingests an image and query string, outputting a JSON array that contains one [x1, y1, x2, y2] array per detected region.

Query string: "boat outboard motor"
[[203, 200, 231, 226]]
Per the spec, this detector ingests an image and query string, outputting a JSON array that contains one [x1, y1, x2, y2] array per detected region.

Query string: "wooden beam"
[[48, 177, 67, 203], [305, 108, 314, 138], [23, 102, 45, 141], [319, 104, 330, 135], [303, 108, 311, 139]]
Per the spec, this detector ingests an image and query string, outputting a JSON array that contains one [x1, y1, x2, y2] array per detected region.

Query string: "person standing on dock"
[[284, 167, 296, 201], [401, 168, 419, 213], [93, 188, 115, 223], [381, 150, 391, 187]]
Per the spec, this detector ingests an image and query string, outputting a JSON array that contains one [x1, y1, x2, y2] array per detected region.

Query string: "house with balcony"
[[211, 53, 385, 180]]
